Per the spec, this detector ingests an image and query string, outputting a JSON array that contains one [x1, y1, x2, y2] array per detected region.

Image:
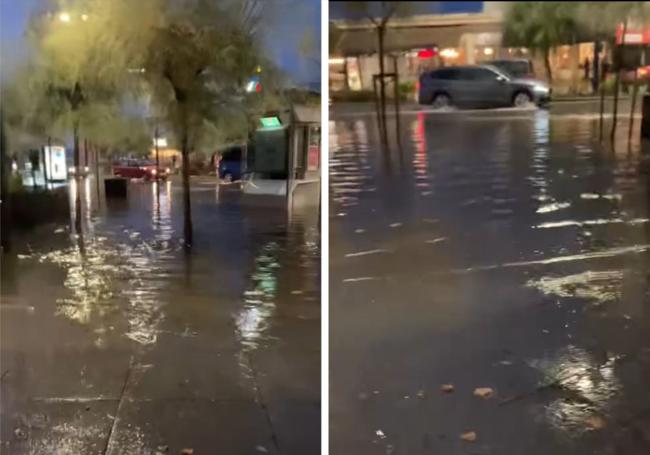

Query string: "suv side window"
[[223, 147, 242, 161], [469, 68, 500, 81], [431, 68, 459, 80]]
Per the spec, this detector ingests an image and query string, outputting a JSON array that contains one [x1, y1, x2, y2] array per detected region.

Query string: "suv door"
[[465, 67, 510, 107], [448, 67, 477, 106]]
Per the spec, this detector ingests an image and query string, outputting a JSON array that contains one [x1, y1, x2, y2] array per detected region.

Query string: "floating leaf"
[[473, 387, 494, 399], [460, 431, 477, 442]]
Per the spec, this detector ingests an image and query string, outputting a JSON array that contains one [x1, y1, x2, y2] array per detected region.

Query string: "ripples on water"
[[331, 108, 650, 439]]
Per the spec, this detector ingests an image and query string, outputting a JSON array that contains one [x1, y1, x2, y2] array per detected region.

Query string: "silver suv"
[[418, 65, 550, 109]]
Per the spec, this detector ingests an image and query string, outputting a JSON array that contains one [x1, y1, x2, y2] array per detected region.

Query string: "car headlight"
[[533, 84, 549, 93], [165, 168, 170, 173], [68, 167, 76, 174], [151, 169, 157, 175], [84, 166, 89, 172]]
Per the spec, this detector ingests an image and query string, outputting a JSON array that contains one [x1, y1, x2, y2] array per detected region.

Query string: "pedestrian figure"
[[583, 57, 590, 80]]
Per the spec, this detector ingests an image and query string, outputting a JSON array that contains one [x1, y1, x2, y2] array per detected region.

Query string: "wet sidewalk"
[[330, 106, 650, 454], [1, 178, 320, 454]]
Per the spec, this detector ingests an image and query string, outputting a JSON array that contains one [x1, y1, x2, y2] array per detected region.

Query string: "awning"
[[333, 22, 502, 55], [292, 105, 320, 124]]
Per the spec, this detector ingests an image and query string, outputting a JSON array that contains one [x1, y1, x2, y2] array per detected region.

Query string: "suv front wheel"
[[512, 91, 533, 107]]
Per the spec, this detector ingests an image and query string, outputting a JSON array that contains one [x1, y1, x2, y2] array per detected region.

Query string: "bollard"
[[104, 177, 127, 198], [641, 94, 650, 139]]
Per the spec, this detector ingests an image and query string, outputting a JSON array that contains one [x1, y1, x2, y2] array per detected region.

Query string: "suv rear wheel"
[[431, 93, 451, 109]]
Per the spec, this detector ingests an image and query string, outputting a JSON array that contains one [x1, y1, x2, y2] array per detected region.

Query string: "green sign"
[[259, 116, 281, 129]]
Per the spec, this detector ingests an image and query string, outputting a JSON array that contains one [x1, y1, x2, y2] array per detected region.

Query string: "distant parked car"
[[217, 146, 244, 182], [113, 159, 169, 180], [418, 65, 550, 109], [485, 59, 535, 79]]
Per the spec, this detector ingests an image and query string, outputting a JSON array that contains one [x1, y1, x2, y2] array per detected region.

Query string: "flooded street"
[[330, 103, 650, 454], [1, 178, 320, 454]]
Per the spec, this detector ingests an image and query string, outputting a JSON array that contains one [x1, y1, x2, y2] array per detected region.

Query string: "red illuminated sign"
[[616, 23, 650, 44], [417, 49, 437, 59]]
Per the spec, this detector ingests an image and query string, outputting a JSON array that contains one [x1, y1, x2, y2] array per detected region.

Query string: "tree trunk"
[[44, 136, 51, 186], [611, 21, 627, 143], [543, 49, 553, 85], [73, 118, 80, 174], [72, 119, 82, 234], [84, 138, 89, 171], [628, 70, 639, 144], [0, 111, 11, 252], [181, 127, 193, 248], [94, 143, 101, 203], [599, 61, 606, 142], [154, 125, 160, 184], [611, 69, 621, 142], [377, 24, 388, 145]]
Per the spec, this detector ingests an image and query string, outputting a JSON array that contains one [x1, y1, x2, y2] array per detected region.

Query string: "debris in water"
[[425, 237, 447, 244], [156, 445, 169, 453], [389, 223, 402, 228], [440, 384, 455, 393], [355, 229, 366, 234], [416, 390, 425, 398], [585, 415, 606, 430], [256, 446, 268, 453], [473, 387, 494, 399], [291, 290, 303, 295], [180, 449, 194, 455], [14, 428, 26, 440], [460, 431, 477, 442], [376, 429, 387, 439]]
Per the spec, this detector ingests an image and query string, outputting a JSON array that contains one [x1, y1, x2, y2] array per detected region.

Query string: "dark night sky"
[[0, 0, 321, 86]]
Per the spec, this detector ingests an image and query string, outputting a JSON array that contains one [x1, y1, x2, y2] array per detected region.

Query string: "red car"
[[113, 159, 169, 180]]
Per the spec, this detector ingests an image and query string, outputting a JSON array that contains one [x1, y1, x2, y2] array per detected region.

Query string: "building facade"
[[329, 2, 605, 96]]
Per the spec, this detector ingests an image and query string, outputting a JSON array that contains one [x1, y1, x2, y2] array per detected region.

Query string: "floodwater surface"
[[1, 177, 320, 454], [330, 104, 650, 455]]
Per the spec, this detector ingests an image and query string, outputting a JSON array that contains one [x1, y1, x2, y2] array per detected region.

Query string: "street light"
[[59, 12, 71, 22]]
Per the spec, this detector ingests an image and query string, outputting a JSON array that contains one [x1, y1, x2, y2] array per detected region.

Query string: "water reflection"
[[236, 242, 280, 350], [330, 106, 649, 449], [530, 345, 621, 435], [37, 180, 177, 348]]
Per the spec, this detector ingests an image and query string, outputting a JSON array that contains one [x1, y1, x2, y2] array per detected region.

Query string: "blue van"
[[218, 146, 244, 182]]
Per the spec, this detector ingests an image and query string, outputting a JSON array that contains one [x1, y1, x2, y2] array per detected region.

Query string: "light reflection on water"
[[236, 242, 281, 350], [37, 179, 177, 348], [530, 345, 621, 435]]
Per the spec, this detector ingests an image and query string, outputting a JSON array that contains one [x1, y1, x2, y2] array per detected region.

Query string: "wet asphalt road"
[[1, 177, 320, 454], [330, 103, 650, 454]]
